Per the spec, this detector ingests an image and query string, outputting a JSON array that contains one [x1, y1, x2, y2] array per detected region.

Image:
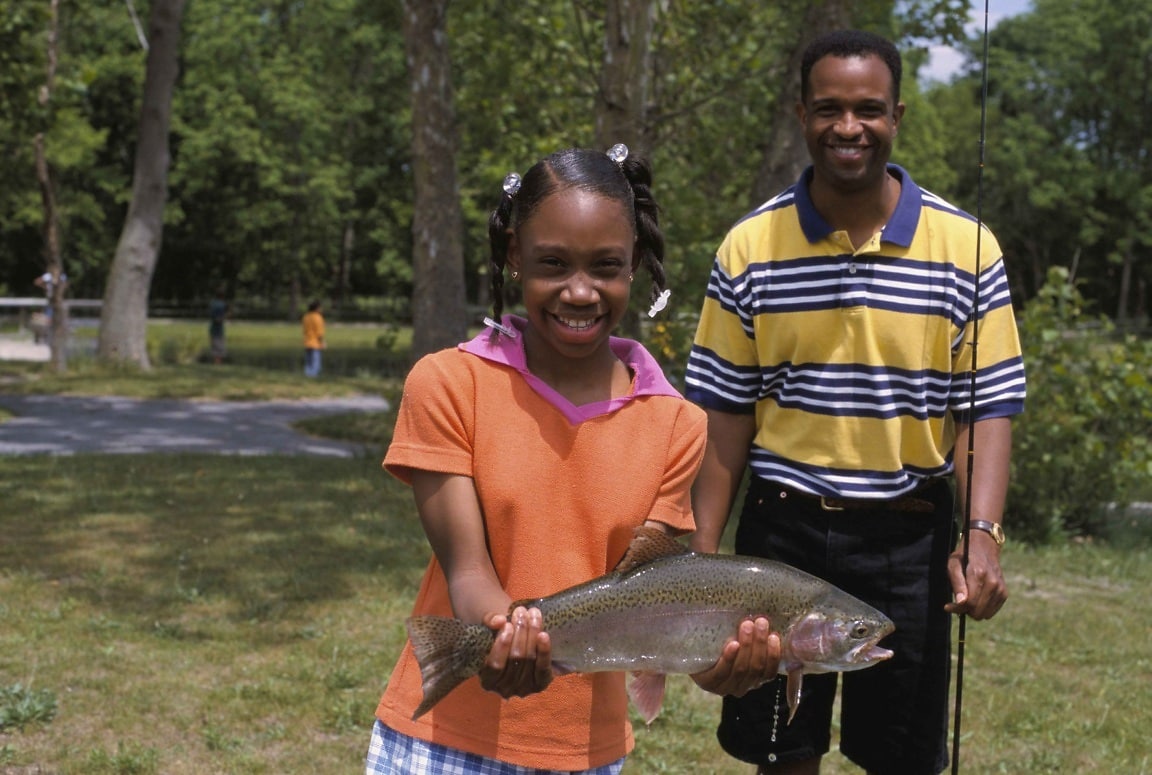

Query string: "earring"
[[629, 273, 634, 282], [511, 271, 519, 280]]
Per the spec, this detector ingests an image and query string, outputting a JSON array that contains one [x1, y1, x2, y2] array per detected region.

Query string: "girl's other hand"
[[479, 606, 554, 699]]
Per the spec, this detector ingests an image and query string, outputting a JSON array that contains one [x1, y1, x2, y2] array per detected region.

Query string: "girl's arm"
[[411, 470, 552, 698]]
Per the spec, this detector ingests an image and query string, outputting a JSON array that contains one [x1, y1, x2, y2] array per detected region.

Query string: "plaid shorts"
[[366, 720, 626, 775]]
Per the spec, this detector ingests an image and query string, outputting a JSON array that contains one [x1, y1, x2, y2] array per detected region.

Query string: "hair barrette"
[[502, 172, 522, 197], [483, 316, 518, 339], [647, 289, 671, 318], [606, 143, 629, 164]]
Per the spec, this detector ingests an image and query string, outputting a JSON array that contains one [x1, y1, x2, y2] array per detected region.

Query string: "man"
[[684, 30, 1025, 774]]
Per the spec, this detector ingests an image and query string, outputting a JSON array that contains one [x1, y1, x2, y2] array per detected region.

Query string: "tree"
[[935, 0, 1152, 317], [97, 0, 185, 367], [33, 0, 67, 371], [402, 0, 466, 359], [595, 0, 655, 156]]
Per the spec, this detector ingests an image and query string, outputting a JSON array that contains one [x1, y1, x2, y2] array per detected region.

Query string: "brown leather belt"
[[779, 486, 937, 514]]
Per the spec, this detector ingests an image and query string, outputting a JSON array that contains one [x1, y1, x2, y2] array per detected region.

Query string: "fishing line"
[[951, 1, 992, 772]]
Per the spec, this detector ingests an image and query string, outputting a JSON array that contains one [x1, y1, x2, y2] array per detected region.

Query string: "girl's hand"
[[478, 606, 554, 699]]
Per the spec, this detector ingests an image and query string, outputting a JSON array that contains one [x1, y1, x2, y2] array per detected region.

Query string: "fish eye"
[[851, 622, 870, 638]]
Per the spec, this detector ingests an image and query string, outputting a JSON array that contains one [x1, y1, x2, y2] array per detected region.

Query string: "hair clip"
[[606, 143, 629, 164], [483, 316, 518, 339], [647, 289, 671, 318], [502, 172, 521, 197]]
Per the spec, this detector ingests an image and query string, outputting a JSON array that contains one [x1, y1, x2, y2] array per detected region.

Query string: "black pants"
[[717, 477, 954, 775]]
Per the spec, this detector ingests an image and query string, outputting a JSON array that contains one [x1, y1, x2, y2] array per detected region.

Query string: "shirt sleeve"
[[383, 352, 476, 484], [646, 403, 708, 535], [948, 245, 1027, 422], [684, 235, 762, 414]]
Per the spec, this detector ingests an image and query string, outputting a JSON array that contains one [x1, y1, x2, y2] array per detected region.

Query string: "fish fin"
[[627, 671, 667, 727], [614, 525, 690, 573], [405, 615, 493, 719], [785, 667, 803, 725]]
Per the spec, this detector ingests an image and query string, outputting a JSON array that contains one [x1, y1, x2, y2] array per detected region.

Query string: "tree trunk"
[[596, 0, 656, 339], [97, 0, 186, 367], [35, 0, 67, 372], [402, 0, 467, 360], [596, 0, 656, 157], [749, 0, 855, 206]]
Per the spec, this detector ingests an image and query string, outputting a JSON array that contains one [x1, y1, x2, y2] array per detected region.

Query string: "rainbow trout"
[[406, 525, 894, 723]]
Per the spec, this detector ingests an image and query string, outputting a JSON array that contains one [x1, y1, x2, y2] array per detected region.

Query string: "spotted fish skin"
[[405, 526, 894, 721]]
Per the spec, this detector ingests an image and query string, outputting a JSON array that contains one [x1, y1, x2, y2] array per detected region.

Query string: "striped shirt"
[[685, 165, 1026, 499]]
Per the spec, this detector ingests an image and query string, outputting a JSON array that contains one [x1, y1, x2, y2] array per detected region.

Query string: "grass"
[[1, 452, 1149, 773], [2, 326, 1151, 772]]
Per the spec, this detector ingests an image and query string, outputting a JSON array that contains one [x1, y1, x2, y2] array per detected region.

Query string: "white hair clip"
[[483, 316, 518, 339], [502, 172, 521, 197], [647, 289, 671, 318], [607, 143, 629, 164]]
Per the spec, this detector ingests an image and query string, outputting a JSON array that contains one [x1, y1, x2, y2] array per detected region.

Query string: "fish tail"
[[405, 615, 493, 719]]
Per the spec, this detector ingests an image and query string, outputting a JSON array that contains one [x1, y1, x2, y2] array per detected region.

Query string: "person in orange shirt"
[[301, 300, 325, 377], [366, 146, 781, 775]]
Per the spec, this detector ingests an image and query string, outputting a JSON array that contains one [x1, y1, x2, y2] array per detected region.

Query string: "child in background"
[[366, 145, 779, 775], [301, 300, 325, 377]]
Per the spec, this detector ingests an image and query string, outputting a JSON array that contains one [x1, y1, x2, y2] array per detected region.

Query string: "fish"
[[405, 525, 894, 724]]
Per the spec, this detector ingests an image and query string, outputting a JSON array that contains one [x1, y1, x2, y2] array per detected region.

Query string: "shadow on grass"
[[0, 454, 427, 640]]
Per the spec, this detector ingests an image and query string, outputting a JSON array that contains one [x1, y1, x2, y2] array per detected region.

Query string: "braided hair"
[[487, 147, 665, 327]]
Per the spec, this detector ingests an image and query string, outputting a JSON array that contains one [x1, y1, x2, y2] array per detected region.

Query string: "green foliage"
[[82, 741, 160, 775], [931, 0, 1152, 316], [1008, 266, 1152, 543], [0, 683, 58, 731]]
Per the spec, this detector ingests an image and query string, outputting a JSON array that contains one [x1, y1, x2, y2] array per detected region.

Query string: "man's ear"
[[893, 101, 906, 133]]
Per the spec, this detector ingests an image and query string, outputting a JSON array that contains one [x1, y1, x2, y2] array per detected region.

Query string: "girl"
[[367, 146, 777, 774]]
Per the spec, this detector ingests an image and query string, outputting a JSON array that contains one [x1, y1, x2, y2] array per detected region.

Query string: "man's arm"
[[946, 415, 1012, 620], [688, 408, 757, 553]]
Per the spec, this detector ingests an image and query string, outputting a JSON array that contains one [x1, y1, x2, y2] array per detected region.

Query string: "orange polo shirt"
[[376, 317, 705, 770]]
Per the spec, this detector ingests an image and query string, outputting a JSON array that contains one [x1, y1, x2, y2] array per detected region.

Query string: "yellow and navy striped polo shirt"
[[685, 165, 1026, 499]]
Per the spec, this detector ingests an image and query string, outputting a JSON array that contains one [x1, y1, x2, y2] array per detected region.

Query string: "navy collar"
[[794, 164, 920, 248]]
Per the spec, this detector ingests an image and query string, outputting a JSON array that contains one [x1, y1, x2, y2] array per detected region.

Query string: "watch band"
[[967, 519, 1005, 546]]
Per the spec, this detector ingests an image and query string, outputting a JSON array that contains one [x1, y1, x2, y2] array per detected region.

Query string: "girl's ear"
[[506, 230, 521, 274]]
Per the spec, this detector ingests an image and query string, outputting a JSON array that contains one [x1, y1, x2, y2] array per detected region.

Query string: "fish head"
[[782, 606, 895, 675]]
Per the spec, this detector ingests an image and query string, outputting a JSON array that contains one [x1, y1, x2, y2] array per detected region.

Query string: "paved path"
[[0, 335, 50, 362], [0, 393, 390, 457]]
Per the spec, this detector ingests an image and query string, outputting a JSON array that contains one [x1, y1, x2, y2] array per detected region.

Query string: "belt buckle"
[[820, 497, 844, 512]]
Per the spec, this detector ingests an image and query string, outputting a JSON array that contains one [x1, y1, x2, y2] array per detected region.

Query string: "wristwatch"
[[967, 519, 1006, 546]]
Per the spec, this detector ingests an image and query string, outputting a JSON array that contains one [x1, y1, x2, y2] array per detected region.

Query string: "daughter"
[[367, 146, 778, 774]]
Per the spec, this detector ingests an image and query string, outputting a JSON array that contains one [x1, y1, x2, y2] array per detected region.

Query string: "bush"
[[1008, 267, 1152, 543]]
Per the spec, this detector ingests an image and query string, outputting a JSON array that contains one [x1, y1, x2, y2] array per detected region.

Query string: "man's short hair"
[[800, 29, 903, 104]]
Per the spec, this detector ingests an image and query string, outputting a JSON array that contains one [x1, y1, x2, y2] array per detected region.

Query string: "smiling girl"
[[366, 146, 778, 774]]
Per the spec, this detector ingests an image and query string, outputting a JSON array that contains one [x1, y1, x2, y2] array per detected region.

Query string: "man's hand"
[[691, 617, 781, 697], [945, 532, 1008, 620]]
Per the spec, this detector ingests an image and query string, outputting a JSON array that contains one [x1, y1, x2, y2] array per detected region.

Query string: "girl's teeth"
[[560, 317, 593, 331]]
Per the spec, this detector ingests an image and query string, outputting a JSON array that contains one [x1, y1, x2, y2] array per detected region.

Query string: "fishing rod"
[[951, 1, 992, 773]]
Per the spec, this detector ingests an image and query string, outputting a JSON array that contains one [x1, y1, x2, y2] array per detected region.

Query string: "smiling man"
[[685, 30, 1026, 775]]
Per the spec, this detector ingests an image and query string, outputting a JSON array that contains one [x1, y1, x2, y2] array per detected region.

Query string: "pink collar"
[[459, 315, 683, 424]]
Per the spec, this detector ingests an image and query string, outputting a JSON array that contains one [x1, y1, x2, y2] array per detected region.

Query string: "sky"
[[920, 0, 1034, 83]]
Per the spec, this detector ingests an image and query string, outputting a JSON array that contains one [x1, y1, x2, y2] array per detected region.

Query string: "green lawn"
[[1, 334, 1150, 773]]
